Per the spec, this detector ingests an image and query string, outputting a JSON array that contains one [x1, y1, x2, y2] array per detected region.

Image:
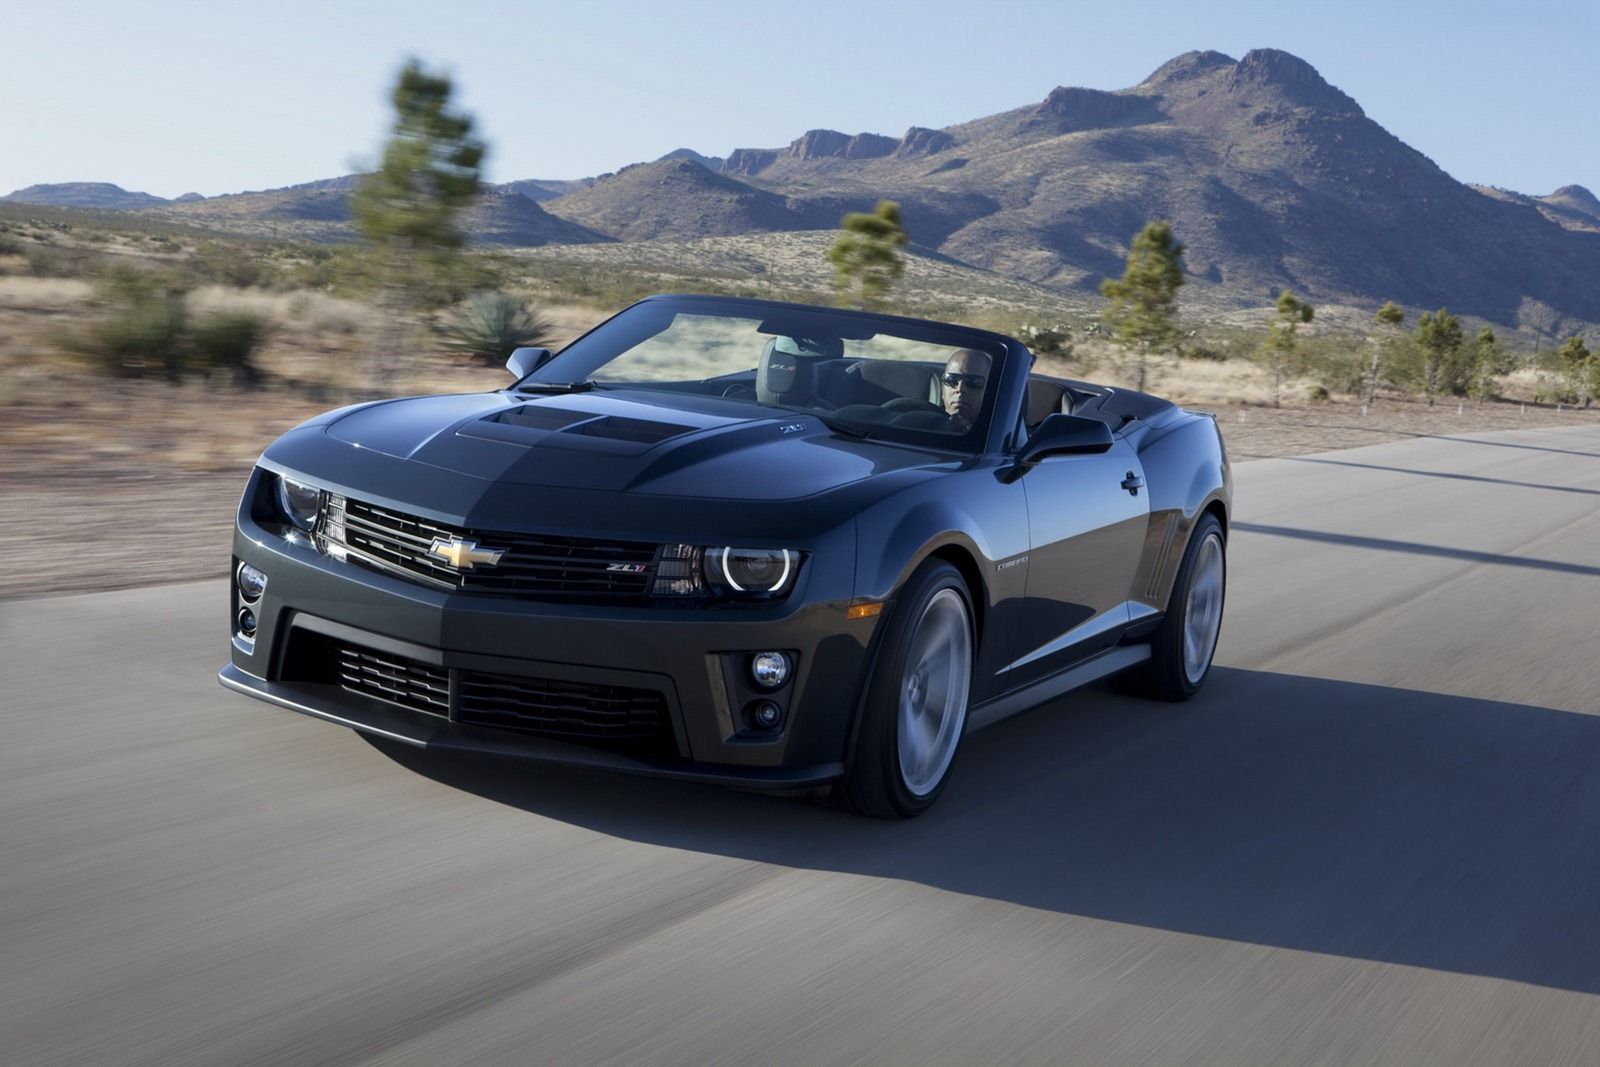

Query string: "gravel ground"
[[3, 397, 1596, 600]]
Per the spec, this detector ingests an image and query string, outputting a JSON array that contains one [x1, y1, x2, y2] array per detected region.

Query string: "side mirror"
[[1009, 413, 1114, 477], [506, 346, 552, 380]]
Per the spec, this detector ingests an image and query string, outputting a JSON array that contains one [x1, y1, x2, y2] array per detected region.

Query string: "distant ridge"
[[9, 48, 1600, 330], [3, 182, 170, 210]]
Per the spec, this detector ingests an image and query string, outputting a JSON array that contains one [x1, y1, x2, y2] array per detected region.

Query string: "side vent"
[[1145, 513, 1180, 599]]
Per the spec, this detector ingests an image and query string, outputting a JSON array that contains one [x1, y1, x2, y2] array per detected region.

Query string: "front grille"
[[333, 643, 450, 718], [289, 631, 676, 758], [323, 496, 659, 597], [457, 673, 673, 749]]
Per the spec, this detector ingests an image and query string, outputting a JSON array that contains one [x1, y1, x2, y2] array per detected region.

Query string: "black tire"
[[842, 560, 974, 819], [1123, 512, 1226, 702]]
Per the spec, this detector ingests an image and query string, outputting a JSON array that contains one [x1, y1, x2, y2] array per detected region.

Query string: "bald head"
[[942, 348, 991, 430]]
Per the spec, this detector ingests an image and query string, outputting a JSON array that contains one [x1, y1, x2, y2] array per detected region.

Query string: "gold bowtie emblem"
[[427, 537, 506, 571]]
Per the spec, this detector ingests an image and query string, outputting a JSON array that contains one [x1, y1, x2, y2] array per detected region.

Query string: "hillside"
[[8, 48, 1599, 331], [3, 182, 172, 210], [144, 178, 606, 246], [595, 48, 1596, 332]]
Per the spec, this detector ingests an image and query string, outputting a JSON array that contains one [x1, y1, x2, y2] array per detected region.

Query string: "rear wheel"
[[842, 560, 973, 818], [1126, 512, 1226, 701]]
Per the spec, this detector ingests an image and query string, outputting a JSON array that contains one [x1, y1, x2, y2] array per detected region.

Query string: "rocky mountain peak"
[[785, 129, 897, 161], [1139, 50, 1236, 88], [1026, 86, 1163, 134], [1547, 184, 1600, 216], [1227, 49, 1363, 115]]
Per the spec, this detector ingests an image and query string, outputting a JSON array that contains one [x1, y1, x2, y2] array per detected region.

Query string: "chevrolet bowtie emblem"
[[427, 537, 506, 571]]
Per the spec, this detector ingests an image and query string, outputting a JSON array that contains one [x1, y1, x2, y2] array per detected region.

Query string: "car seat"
[[756, 336, 843, 407]]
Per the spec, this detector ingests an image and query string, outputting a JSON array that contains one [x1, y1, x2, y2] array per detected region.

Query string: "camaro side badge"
[[427, 537, 506, 571]]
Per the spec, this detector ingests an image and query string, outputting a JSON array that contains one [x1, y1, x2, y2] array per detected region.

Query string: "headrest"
[[756, 335, 840, 403]]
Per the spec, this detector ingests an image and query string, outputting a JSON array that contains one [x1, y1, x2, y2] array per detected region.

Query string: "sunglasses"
[[941, 372, 987, 390]]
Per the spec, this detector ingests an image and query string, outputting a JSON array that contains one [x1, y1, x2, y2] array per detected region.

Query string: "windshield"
[[523, 297, 1009, 451]]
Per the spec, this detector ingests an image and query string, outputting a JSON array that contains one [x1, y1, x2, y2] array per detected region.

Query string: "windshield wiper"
[[517, 380, 602, 394]]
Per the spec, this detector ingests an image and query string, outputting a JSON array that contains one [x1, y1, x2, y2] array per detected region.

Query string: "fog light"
[[749, 700, 783, 731], [236, 562, 267, 602], [236, 607, 258, 638], [750, 651, 790, 689]]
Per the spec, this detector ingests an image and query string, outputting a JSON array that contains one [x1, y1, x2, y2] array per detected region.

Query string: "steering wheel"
[[883, 397, 944, 415], [720, 383, 757, 400]]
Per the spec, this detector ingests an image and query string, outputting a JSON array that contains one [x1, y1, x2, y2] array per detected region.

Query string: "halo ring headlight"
[[275, 476, 321, 531], [707, 547, 797, 596]]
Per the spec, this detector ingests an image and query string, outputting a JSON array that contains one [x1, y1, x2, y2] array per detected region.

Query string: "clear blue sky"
[[3, 0, 1594, 199]]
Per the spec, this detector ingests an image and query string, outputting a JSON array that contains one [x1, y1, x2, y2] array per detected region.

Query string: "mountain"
[[2, 182, 171, 209], [12, 49, 1599, 329], [533, 48, 1600, 330], [541, 158, 833, 241], [1472, 184, 1600, 233], [148, 176, 607, 245]]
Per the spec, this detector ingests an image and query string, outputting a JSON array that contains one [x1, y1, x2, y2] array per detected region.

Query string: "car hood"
[[322, 390, 958, 501]]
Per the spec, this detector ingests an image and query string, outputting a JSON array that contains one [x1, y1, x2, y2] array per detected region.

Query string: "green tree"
[[351, 58, 486, 391], [1099, 220, 1186, 390], [1413, 308, 1464, 406], [826, 200, 908, 309], [1557, 334, 1595, 407], [1467, 326, 1508, 405], [1366, 300, 1404, 407], [1263, 290, 1314, 407]]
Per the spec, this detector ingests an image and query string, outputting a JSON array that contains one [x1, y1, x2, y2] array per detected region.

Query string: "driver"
[[941, 349, 991, 432]]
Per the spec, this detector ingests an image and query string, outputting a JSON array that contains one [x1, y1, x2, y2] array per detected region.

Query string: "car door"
[[1008, 436, 1151, 689]]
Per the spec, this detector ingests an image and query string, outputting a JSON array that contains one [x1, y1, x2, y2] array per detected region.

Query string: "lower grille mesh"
[[293, 632, 675, 757], [335, 644, 450, 717]]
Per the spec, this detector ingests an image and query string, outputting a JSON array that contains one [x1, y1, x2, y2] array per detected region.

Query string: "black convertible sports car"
[[221, 294, 1230, 817]]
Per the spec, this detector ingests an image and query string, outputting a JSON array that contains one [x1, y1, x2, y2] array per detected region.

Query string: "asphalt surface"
[[5, 424, 1600, 1065]]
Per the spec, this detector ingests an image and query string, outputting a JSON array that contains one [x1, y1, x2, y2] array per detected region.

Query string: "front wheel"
[[842, 560, 974, 818], [1126, 512, 1226, 701]]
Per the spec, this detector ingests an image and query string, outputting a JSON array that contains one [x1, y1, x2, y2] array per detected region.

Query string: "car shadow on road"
[[369, 666, 1600, 995]]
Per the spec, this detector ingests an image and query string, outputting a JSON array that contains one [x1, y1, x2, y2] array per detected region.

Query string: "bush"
[[441, 291, 553, 365], [191, 310, 270, 385], [86, 289, 188, 380]]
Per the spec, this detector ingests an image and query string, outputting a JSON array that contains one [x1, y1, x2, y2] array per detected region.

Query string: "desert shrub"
[[441, 291, 553, 365], [191, 310, 270, 385], [193, 241, 267, 288], [25, 244, 95, 278], [85, 289, 189, 380]]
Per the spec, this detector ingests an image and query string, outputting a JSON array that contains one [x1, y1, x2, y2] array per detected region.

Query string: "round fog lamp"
[[236, 607, 258, 638], [750, 701, 783, 730], [237, 563, 267, 602], [750, 651, 790, 689]]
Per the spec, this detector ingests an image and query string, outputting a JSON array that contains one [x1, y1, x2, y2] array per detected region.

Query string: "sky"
[[3, 0, 1596, 200]]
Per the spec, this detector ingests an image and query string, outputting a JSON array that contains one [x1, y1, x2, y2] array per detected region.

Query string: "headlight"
[[275, 476, 322, 531], [705, 547, 798, 596]]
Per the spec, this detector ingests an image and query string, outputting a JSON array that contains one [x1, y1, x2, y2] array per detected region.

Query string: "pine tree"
[[1557, 335, 1595, 407], [826, 201, 907, 309], [1099, 221, 1186, 391], [1414, 308, 1464, 406], [1467, 326, 1505, 405], [352, 59, 486, 391], [1367, 300, 1404, 407], [1264, 290, 1314, 407]]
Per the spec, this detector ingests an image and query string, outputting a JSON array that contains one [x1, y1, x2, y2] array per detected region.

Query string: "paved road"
[[5, 425, 1600, 1065]]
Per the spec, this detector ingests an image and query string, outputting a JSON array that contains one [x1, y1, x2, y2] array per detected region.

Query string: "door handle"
[[1121, 471, 1144, 496]]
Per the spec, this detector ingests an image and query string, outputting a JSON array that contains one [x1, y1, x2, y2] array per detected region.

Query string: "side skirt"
[[966, 644, 1150, 733]]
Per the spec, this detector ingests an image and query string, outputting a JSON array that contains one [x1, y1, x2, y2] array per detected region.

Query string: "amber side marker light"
[[846, 602, 884, 620]]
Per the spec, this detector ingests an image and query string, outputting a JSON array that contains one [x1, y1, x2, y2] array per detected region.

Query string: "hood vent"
[[567, 415, 695, 445], [491, 405, 597, 431]]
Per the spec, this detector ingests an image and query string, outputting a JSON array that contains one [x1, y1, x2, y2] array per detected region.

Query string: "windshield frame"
[[515, 294, 1026, 456]]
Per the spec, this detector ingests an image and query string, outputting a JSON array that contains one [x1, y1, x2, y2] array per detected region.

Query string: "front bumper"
[[222, 481, 874, 786]]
